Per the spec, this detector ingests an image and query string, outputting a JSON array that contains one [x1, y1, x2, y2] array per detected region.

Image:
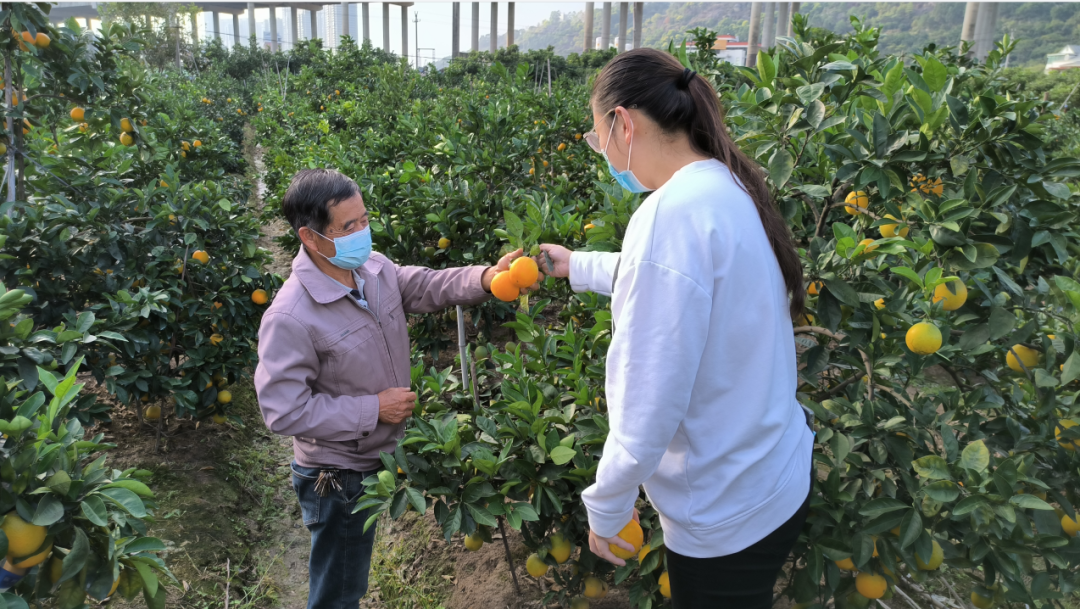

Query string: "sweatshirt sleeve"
[[254, 312, 380, 440], [581, 261, 712, 538], [396, 264, 490, 314], [569, 251, 621, 295]]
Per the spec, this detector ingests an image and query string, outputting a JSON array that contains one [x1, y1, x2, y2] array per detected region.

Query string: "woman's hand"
[[482, 248, 544, 293], [587, 509, 640, 566], [536, 244, 573, 279]]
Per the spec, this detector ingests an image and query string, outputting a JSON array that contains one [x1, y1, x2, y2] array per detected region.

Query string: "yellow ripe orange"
[[119, 133, 134, 146], [1061, 513, 1080, 536], [879, 214, 909, 238], [109, 573, 121, 597], [209, 333, 224, 346], [218, 390, 232, 404], [915, 540, 944, 570], [807, 281, 822, 295], [609, 520, 643, 560], [490, 271, 519, 302], [193, 140, 202, 147], [1006, 345, 1039, 372], [252, 289, 269, 305], [575, 133, 583, 140], [528, 167, 535, 175], [509, 257, 539, 288], [70, 107, 84, 121], [658, 571, 671, 598], [438, 237, 450, 249], [35, 33, 49, 48], [637, 543, 651, 562], [855, 572, 888, 599], [933, 280, 968, 311], [191, 250, 210, 264], [558, 143, 567, 151], [12, 541, 51, 568], [1055, 420, 1079, 451], [159, 180, 168, 188], [583, 576, 608, 598], [835, 557, 856, 571], [145, 405, 161, 420], [525, 553, 548, 578], [48, 557, 63, 584], [858, 238, 878, 253], [971, 591, 994, 609], [120, 118, 134, 132], [212, 414, 227, 425], [844, 191, 869, 215], [570, 598, 589, 609], [906, 322, 942, 355], [549, 533, 572, 564], [584, 223, 595, 230], [464, 533, 483, 551]]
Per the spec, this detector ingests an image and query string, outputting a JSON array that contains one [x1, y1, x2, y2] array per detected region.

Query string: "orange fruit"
[[609, 520, 643, 560], [858, 238, 878, 253], [509, 257, 539, 288], [464, 533, 483, 551], [844, 191, 869, 215], [490, 271, 519, 302], [212, 414, 227, 425], [906, 322, 942, 355], [933, 280, 968, 311], [549, 533, 572, 563], [218, 390, 232, 404], [70, 107, 84, 121], [193, 140, 202, 147], [191, 250, 210, 264], [1006, 345, 1039, 372], [583, 576, 608, 598], [119, 133, 134, 146], [120, 118, 134, 132], [658, 571, 671, 598], [835, 557, 856, 571], [855, 572, 887, 599], [1061, 513, 1080, 536], [525, 553, 548, 578], [209, 333, 223, 346], [12, 541, 51, 568], [584, 223, 595, 230], [35, 33, 49, 48], [1, 512, 46, 561], [145, 405, 161, 420], [438, 237, 450, 249], [807, 281, 822, 295], [251, 289, 269, 305]]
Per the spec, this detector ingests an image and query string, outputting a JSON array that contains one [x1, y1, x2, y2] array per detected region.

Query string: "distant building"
[[1046, 45, 1080, 72], [594, 35, 632, 51], [685, 35, 747, 66]]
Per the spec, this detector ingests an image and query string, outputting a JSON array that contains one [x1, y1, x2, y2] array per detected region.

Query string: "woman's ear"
[[617, 106, 635, 146]]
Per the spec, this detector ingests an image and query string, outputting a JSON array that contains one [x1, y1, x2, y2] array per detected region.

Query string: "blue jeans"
[[291, 462, 380, 609]]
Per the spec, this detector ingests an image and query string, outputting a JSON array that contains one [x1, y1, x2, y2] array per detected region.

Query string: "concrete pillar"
[[960, 2, 979, 53], [600, 2, 611, 50], [490, 2, 498, 52], [309, 8, 318, 40], [382, 3, 390, 52], [761, 2, 775, 50], [290, 7, 298, 48], [269, 6, 277, 51], [362, 2, 370, 42], [340, 2, 349, 45], [976, 2, 998, 59], [507, 2, 514, 47], [617, 3, 627, 52], [472, 2, 479, 51], [788, 2, 799, 36], [402, 5, 408, 59], [584, 2, 594, 52], [452, 2, 461, 57], [233, 12, 240, 45], [747, 1, 761, 66], [212, 12, 220, 41], [190, 11, 198, 44], [776, 2, 789, 40], [247, 3, 256, 45], [633, 2, 642, 49]]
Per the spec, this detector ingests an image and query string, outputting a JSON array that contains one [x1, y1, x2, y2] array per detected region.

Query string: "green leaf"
[[102, 479, 154, 498], [97, 487, 147, 518], [923, 480, 960, 502], [80, 495, 108, 526], [959, 440, 989, 472], [1061, 351, 1080, 386], [1010, 494, 1054, 511], [768, 148, 794, 189], [796, 83, 825, 105], [503, 210, 524, 244], [465, 502, 498, 528], [822, 278, 859, 307], [59, 528, 89, 584], [134, 560, 158, 599], [31, 494, 63, 526], [757, 51, 776, 85], [912, 455, 951, 480], [891, 266, 924, 288], [921, 56, 947, 91], [549, 446, 576, 465], [958, 324, 991, 352], [988, 307, 1017, 341], [1043, 181, 1071, 200], [873, 112, 890, 158], [858, 498, 908, 518]]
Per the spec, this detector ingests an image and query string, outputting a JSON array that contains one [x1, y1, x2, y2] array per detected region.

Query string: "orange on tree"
[[584, 223, 596, 230], [12, 541, 51, 568], [609, 519, 643, 560], [119, 133, 134, 146], [212, 414, 227, 425], [1061, 513, 1080, 537], [807, 281, 822, 295], [193, 140, 202, 147], [48, 557, 63, 584], [879, 214, 909, 238], [145, 405, 161, 420], [438, 237, 450, 249], [252, 289, 269, 305], [120, 118, 134, 132], [583, 576, 608, 598], [192, 250, 210, 264], [181, 141, 190, 151], [971, 591, 994, 609], [69, 107, 84, 121], [844, 190, 869, 215], [570, 598, 589, 609], [1, 512, 47, 558], [218, 390, 232, 404], [509, 257, 539, 288], [835, 557, 856, 571], [490, 271, 520, 302], [915, 540, 944, 570], [464, 533, 483, 551], [210, 333, 224, 346], [558, 143, 567, 151], [933, 280, 968, 311], [549, 533, 572, 563], [858, 238, 878, 253], [906, 322, 942, 355], [525, 553, 548, 578], [658, 571, 671, 598], [855, 572, 888, 599], [1056, 420, 1079, 451], [637, 543, 651, 562], [1006, 345, 1039, 372], [34, 32, 49, 48]]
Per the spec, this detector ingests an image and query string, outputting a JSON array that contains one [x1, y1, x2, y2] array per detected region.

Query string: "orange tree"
[[0, 6, 281, 425], [345, 18, 1080, 609], [0, 283, 171, 608]]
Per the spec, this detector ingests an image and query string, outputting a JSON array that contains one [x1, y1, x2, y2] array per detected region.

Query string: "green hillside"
[[481, 2, 1080, 68]]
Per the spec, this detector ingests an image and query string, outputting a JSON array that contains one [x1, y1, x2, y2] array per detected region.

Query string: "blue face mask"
[[602, 113, 652, 193], [312, 225, 372, 270]]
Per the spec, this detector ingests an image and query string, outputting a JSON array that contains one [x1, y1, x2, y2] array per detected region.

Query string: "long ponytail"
[[592, 49, 805, 319]]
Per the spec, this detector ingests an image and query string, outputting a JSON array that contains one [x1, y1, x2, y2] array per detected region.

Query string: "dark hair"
[[281, 168, 360, 235], [592, 49, 805, 318]]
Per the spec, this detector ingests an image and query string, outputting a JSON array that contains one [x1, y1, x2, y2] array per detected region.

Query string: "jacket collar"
[[292, 247, 385, 305]]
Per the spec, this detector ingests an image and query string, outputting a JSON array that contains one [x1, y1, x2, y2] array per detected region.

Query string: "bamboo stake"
[[497, 517, 523, 596]]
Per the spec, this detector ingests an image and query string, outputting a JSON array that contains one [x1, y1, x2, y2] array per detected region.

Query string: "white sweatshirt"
[[573, 159, 813, 558]]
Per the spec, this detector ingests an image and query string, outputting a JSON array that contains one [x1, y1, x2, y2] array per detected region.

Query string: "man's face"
[[301, 193, 369, 259]]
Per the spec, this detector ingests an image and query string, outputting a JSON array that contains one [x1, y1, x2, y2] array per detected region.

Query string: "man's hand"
[[537, 244, 572, 279], [587, 509, 640, 566], [481, 248, 545, 293], [377, 387, 417, 425]]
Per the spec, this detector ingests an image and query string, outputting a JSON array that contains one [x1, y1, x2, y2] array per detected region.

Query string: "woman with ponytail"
[[539, 48, 812, 607]]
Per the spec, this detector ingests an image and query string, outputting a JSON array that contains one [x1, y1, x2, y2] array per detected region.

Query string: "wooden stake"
[[498, 517, 522, 596]]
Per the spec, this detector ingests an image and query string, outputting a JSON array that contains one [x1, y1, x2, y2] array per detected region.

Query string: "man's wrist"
[[481, 266, 497, 293]]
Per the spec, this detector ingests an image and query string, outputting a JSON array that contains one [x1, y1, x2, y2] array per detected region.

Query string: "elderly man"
[[254, 169, 529, 608]]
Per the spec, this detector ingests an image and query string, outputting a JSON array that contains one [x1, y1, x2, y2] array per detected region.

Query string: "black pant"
[[667, 485, 811, 608]]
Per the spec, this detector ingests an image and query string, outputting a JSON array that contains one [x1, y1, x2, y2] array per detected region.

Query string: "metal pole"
[[402, 5, 408, 59], [507, 2, 514, 47], [633, 2, 642, 49], [247, 3, 256, 45], [452, 2, 460, 57], [382, 3, 390, 52], [584, 2, 594, 52], [490, 2, 498, 52], [456, 306, 469, 399], [212, 12, 220, 41], [747, 2, 761, 66], [362, 2, 370, 43], [471, 2, 479, 51], [600, 2, 610, 50], [414, 11, 419, 67], [776, 2, 789, 41], [269, 5, 278, 51]]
